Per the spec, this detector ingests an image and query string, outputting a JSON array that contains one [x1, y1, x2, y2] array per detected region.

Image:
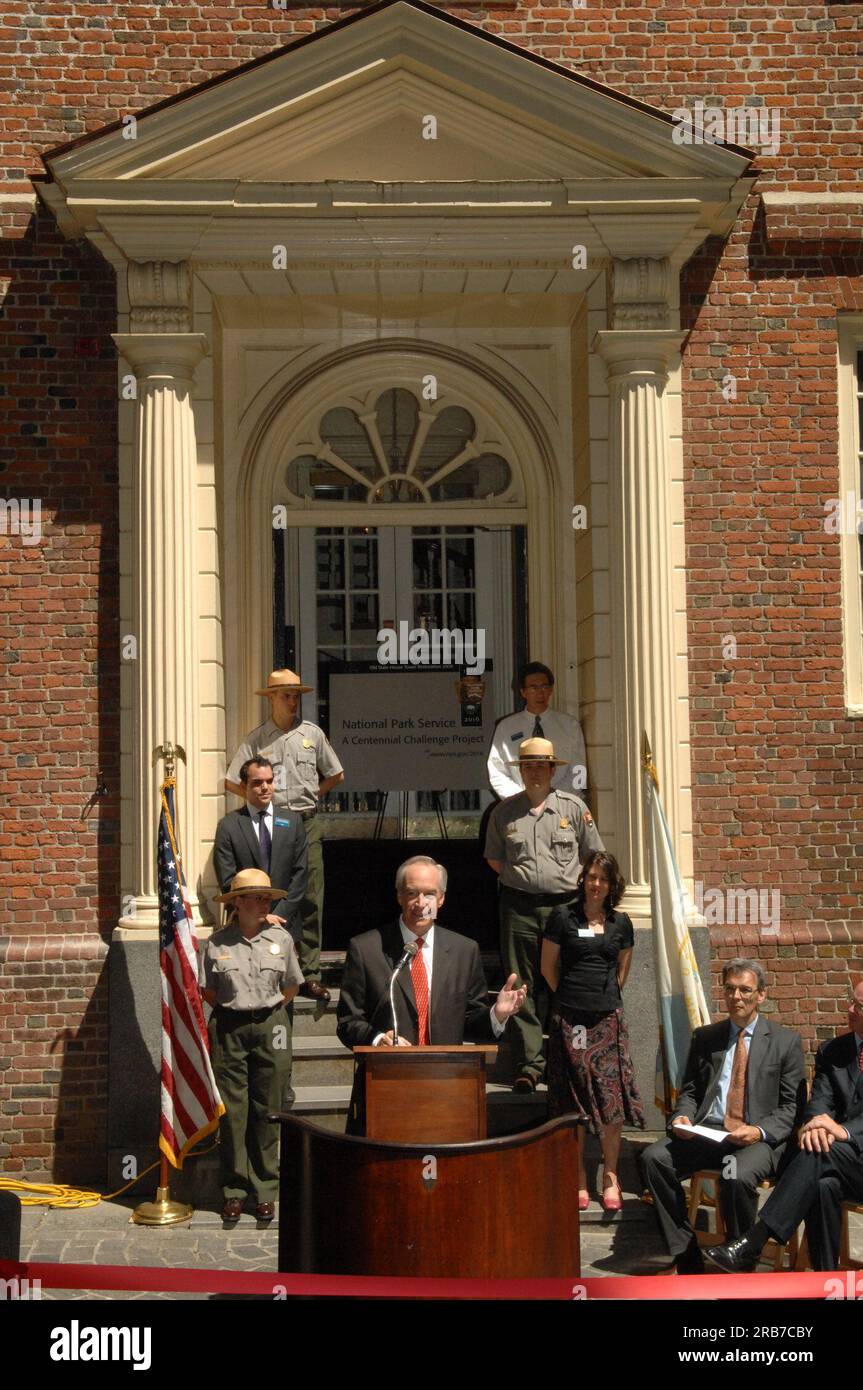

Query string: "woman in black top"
[[541, 850, 645, 1212]]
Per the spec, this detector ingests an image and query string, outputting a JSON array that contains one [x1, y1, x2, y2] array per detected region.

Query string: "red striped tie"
[[411, 937, 430, 1046]]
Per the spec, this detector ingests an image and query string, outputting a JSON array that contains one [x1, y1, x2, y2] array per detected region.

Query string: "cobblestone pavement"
[[9, 1137, 671, 1300]]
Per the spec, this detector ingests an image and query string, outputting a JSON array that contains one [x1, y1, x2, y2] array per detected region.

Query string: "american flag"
[[158, 780, 224, 1165]]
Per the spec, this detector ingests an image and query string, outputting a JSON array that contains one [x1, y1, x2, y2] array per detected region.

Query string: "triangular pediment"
[[44, 0, 752, 190]]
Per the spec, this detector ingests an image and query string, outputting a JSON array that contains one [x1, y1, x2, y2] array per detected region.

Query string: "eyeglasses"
[[723, 985, 757, 997]]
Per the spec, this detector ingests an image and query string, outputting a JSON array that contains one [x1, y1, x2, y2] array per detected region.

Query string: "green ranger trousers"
[[499, 885, 575, 1083], [298, 815, 324, 981], [209, 1004, 292, 1202]]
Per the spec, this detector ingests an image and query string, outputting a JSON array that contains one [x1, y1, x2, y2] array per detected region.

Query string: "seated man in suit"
[[706, 975, 863, 1272], [214, 757, 308, 946], [641, 957, 806, 1273], [337, 854, 527, 1134]]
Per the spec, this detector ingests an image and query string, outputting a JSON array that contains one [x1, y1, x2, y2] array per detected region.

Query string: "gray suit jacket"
[[673, 1014, 806, 1145], [213, 806, 307, 944]]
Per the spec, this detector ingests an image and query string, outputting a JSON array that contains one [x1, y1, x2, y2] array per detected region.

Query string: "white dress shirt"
[[487, 708, 587, 799], [373, 917, 506, 1043], [250, 803, 273, 846]]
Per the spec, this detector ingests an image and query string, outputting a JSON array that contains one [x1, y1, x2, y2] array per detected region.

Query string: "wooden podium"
[[355, 1045, 497, 1142]]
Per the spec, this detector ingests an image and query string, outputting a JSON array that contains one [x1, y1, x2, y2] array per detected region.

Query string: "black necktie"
[[258, 812, 272, 872], [532, 716, 544, 738]]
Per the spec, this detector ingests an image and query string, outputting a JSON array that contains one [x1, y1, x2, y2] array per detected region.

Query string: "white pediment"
[[45, 1, 751, 190]]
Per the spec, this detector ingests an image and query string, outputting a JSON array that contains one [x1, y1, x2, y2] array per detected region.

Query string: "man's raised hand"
[[494, 973, 527, 1023]]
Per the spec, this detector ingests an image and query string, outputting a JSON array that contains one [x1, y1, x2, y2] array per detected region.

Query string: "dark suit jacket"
[[672, 1014, 806, 1146], [337, 921, 496, 1132], [804, 1031, 863, 1150], [213, 806, 307, 944]]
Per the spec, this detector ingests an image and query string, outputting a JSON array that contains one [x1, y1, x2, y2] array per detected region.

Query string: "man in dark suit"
[[706, 976, 863, 1272], [641, 958, 806, 1273], [213, 757, 307, 943], [337, 854, 527, 1134]]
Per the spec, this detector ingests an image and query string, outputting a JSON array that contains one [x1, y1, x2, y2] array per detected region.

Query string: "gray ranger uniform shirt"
[[201, 923, 303, 1011], [226, 718, 343, 813], [485, 789, 604, 895]]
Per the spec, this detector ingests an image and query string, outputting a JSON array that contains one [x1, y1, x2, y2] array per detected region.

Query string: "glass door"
[[288, 523, 516, 833]]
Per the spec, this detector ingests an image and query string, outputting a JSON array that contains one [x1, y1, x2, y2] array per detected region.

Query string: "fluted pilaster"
[[594, 329, 684, 908], [114, 331, 209, 925]]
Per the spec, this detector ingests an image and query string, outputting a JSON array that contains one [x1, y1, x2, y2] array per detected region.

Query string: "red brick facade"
[[1, 2, 862, 1179]]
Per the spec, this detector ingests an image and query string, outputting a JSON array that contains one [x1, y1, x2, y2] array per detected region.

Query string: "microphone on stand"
[[389, 940, 419, 1045]]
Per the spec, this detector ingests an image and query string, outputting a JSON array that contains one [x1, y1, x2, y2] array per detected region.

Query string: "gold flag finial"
[[642, 731, 659, 790]]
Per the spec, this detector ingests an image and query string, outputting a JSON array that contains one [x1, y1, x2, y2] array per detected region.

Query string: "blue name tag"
[[274, 817, 291, 828]]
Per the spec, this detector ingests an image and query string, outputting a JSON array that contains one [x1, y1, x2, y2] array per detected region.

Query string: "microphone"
[[389, 940, 419, 1045]]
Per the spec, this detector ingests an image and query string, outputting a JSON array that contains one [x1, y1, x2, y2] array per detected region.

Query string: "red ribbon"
[[1, 1259, 856, 1300]]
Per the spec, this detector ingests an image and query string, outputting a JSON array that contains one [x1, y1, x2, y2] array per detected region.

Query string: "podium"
[[276, 1111, 583, 1278], [355, 1044, 497, 1142]]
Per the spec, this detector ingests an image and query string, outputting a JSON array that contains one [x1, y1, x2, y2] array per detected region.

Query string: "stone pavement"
[[12, 1135, 673, 1299]]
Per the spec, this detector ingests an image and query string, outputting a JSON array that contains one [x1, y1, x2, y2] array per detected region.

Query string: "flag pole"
[[642, 731, 674, 1117], [133, 742, 194, 1227]]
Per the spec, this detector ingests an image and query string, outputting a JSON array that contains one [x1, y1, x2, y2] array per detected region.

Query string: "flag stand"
[[131, 740, 221, 1227], [132, 1153, 193, 1226]]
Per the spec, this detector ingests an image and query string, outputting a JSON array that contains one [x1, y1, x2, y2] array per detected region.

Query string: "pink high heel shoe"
[[601, 1176, 622, 1212], [578, 1189, 590, 1211]]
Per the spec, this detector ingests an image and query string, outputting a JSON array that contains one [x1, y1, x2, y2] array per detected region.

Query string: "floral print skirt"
[[547, 1004, 646, 1134]]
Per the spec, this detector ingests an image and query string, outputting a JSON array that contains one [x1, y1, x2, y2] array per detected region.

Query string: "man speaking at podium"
[[337, 855, 526, 1134]]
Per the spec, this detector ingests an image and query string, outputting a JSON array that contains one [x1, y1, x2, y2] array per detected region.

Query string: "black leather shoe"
[[704, 1234, 761, 1273], [222, 1198, 244, 1221], [300, 981, 331, 1003], [512, 1074, 537, 1093]]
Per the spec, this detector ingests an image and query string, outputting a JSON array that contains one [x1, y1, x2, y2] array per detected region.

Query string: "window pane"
[[445, 535, 475, 589], [413, 536, 442, 589], [349, 536, 378, 590], [350, 593, 379, 642], [316, 537, 344, 591], [429, 453, 511, 502], [319, 407, 377, 479], [413, 593, 442, 628], [447, 592, 475, 629], [317, 595, 345, 647], [416, 406, 475, 480], [376, 388, 418, 471], [287, 455, 367, 502]]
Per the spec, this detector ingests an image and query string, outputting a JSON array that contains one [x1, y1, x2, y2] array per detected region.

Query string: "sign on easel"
[[328, 664, 493, 791]]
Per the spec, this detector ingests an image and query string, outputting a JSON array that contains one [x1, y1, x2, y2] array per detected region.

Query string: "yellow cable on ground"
[[0, 1140, 218, 1209]]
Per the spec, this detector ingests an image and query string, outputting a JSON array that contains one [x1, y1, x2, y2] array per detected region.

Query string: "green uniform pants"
[[499, 886, 575, 1083], [298, 814, 324, 981], [209, 1004, 292, 1202]]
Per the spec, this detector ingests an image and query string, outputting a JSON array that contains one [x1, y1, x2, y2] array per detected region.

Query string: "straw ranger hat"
[[507, 736, 569, 767], [255, 668, 314, 696], [215, 868, 289, 904]]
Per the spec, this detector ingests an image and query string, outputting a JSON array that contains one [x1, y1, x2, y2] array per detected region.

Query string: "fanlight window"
[[286, 388, 513, 503]]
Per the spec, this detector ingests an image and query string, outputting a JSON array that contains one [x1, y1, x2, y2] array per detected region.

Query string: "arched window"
[[285, 387, 514, 504]]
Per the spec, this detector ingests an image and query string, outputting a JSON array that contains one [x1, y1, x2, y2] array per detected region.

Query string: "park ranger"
[[484, 737, 604, 1092], [201, 869, 304, 1222], [226, 669, 344, 1003]]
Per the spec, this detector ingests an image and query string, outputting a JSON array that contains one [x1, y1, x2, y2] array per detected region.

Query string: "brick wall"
[[1, 1, 862, 1176]]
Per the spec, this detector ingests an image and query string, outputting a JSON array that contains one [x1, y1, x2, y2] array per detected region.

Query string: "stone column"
[[114, 263, 208, 925], [594, 261, 684, 912]]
